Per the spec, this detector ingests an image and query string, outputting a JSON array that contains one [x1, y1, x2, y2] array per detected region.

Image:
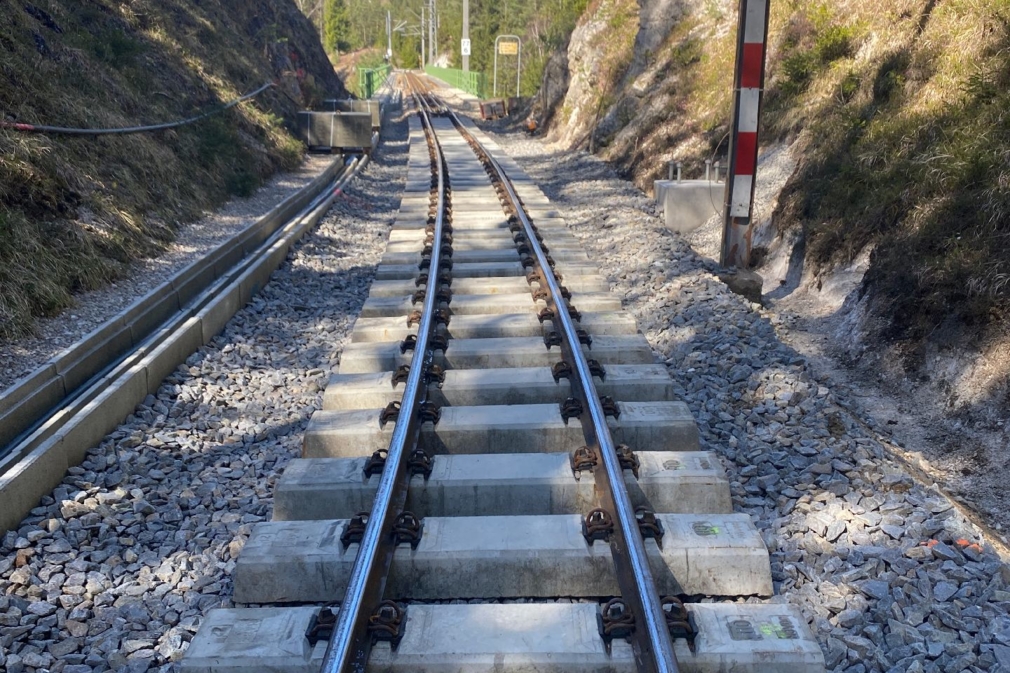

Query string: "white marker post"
[[462, 0, 470, 71], [721, 0, 771, 268]]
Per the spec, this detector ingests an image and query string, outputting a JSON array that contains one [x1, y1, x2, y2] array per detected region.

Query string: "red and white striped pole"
[[721, 0, 771, 268]]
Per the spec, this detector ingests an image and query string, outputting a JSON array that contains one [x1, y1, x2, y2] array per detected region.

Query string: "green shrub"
[[872, 50, 908, 103], [781, 51, 818, 95], [670, 38, 703, 67], [195, 118, 237, 167], [91, 29, 145, 68], [814, 24, 854, 62], [226, 168, 259, 197]]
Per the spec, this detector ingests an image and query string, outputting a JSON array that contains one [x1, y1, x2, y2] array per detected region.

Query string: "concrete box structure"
[[180, 603, 826, 673], [655, 179, 725, 234], [298, 111, 372, 152], [479, 100, 506, 120], [323, 99, 382, 130]]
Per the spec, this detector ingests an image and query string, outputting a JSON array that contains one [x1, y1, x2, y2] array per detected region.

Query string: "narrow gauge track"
[[180, 73, 825, 673]]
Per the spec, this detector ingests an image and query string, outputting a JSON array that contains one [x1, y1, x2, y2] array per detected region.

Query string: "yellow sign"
[[498, 41, 518, 56]]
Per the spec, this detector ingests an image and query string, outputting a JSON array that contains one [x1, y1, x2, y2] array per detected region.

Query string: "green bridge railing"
[[424, 66, 486, 99], [357, 63, 392, 99]]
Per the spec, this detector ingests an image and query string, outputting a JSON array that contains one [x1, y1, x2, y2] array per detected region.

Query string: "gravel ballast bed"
[[485, 127, 1010, 673], [0, 155, 338, 392], [0, 109, 408, 673]]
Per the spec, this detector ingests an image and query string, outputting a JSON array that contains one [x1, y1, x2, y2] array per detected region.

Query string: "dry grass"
[[563, 0, 1009, 357], [0, 0, 343, 338], [769, 0, 1010, 346]]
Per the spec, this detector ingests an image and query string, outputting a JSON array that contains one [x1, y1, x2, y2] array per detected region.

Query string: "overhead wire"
[[0, 82, 275, 136]]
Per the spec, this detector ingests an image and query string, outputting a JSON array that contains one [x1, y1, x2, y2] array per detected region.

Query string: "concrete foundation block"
[[58, 362, 148, 465], [54, 319, 134, 394], [0, 435, 68, 536], [322, 364, 672, 409], [372, 260, 600, 282], [0, 367, 65, 450], [374, 261, 523, 280], [337, 335, 656, 374], [385, 238, 575, 255], [654, 179, 725, 234], [381, 249, 520, 266], [362, 293, 530, 318], [387, 229, 582, 250], [349, 311, 637, 343], [380, 247, 590, 267], [123, 280, 183, 339], [141, 317, 204, 394], [197, 282, 244, 344], [368, 274, 608, 298], [303, 401, 697, 458], [359, 292, 620, 319]]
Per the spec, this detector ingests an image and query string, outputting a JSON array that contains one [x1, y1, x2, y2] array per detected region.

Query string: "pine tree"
[[323, 0, 351, 54]]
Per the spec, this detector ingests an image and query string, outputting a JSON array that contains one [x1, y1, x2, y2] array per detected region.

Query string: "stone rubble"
[[0, 108, 409, 673], [485, 125, 1010, 673]]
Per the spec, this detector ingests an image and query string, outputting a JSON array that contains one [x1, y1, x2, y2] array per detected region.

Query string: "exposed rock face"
[[545, 1, 625, 150], [236, 0, 347, 102], [542, 0, 699, 149], [531, 44, 570, 130], [635, 0, 690, 58]]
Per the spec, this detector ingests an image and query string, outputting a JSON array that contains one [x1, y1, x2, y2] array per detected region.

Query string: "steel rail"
[[0, 154, 365, 468], [319, 76, 447, 673], [440, 105, 681, 673]]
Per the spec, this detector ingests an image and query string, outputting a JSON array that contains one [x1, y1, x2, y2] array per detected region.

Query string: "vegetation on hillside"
[[542, 0, 1010, 361], [322, 0, 352, 53], [767, 0, 1010, 350], [0, 0, 344, 339]]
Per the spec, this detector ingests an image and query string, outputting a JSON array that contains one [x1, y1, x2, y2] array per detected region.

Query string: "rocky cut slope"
[[0, 0, 347, 338], [534, 0, 1010, 466]]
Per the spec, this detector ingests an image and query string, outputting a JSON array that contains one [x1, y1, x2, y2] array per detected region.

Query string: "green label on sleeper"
[[692, 522, 720, 536], [729, 617, 799, 641]]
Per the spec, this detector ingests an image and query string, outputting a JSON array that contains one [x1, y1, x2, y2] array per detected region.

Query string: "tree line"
[[297, 0, 589, 96]]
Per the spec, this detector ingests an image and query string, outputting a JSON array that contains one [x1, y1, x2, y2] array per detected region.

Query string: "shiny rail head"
[[319, 75, 453, 673], [416, 86, 683, 673]]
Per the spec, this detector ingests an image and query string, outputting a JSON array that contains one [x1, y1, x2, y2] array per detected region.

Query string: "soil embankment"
[[0, 0, 347, 337]]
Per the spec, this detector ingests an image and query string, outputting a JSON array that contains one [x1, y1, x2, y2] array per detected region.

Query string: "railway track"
[[179, 73, 825, 673]]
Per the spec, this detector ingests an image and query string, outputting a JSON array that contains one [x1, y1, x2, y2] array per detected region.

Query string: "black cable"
[[0, 82, 275, 136]]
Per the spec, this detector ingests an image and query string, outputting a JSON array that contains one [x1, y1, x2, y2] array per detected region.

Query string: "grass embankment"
[[767, 0, 1010, 351], [0, 0, 344, 339], [570, 0, 1008, 364]]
